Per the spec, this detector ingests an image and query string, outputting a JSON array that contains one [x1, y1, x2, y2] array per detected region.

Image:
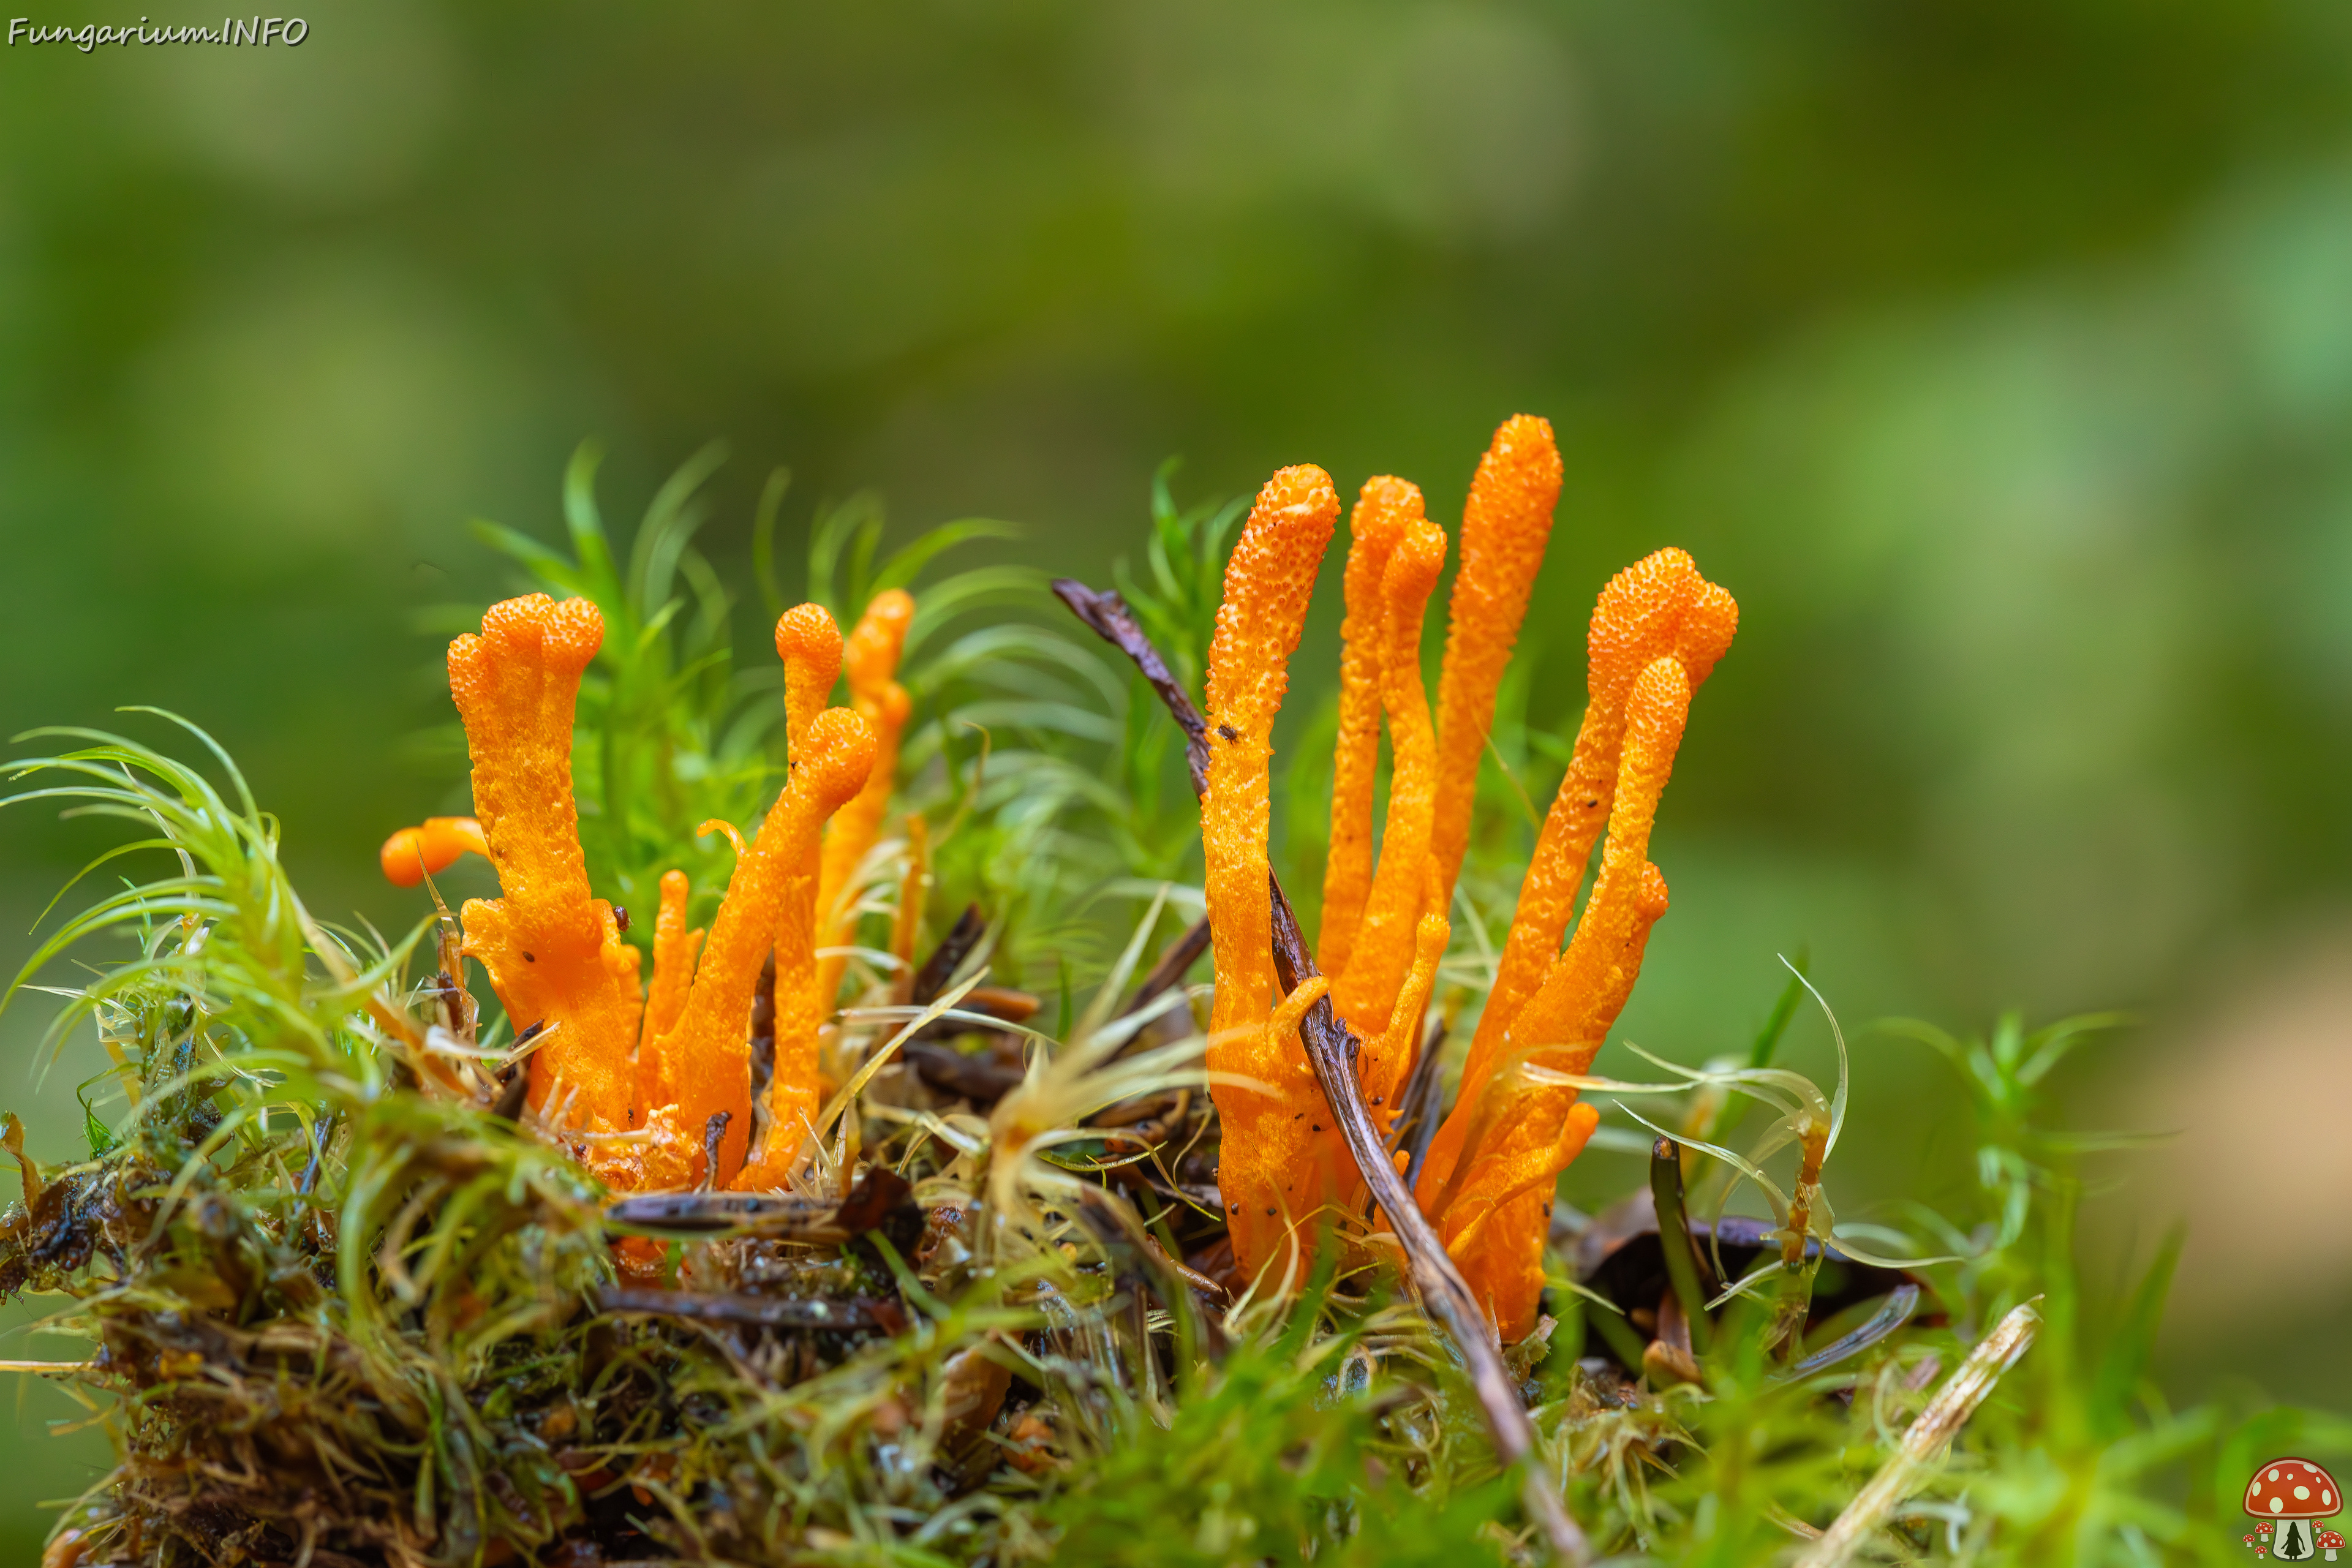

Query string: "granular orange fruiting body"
[[1202, 464, 1340, 1282], [447, 594, 644, 1137], [1430, 415, 1561, 896], [633, 868, 702, 1118], [1180, 429, 1733, 1334], [662, 703, 876, 1188], [1318, 476, 1420, 978], [379, 816, 488, 887], [1330, 512, 1447, 1041], [815, 588, 915, 1012]]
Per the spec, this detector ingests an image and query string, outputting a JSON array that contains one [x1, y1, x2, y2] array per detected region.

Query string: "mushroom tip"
[[1384, 515, 1449, 593], [801, 707, 880, 803], [775, 601, 845, 666], [377, 817, 486, 888], [378, 828, 427, 888], [480, 592, 603, 668], [1261, 463, 1339, 519], [1485, 412, 1562, 469], [1355, 473, 1424, 513]]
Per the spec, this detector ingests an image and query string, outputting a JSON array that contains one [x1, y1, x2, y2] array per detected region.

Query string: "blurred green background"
[[6, 0, 2352, 1550]]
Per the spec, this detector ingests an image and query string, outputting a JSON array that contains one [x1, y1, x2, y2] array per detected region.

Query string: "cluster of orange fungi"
[[1202, 415, 1735, 1338], [379, 415, 1733, 1340], [380, 589, 915, 1196]]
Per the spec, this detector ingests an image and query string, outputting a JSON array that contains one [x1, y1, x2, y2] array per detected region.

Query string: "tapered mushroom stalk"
[[739, 700, 878, 1188], [1430, 413, 1562, 899], [1328, 509, 1446, 1042], [814, 587, 915, 1012], [1318, 476, 1419, 979], [1200, 464, 1341, 1281], [445, 595, 645, 1137], [633, 868, 703, 1115]]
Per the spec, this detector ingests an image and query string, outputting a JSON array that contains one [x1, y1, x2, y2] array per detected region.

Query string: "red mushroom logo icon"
[[2245, 1458, 2343, 1561]]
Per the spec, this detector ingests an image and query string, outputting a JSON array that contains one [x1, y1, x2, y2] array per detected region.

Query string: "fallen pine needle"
[[1795, 1298, 2043, 1568]]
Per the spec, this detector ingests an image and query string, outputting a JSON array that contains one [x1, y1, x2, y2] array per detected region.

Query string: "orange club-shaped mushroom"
[[382, 590, 886, 1194], [1197, 413, 1736, 1339]]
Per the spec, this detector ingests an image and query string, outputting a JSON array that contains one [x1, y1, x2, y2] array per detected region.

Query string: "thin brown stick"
[[600, 1286, 907, 1334], [1058, 576, 1588, 1566], [1389, 1016, 1449, 1185], [910, 903, 987, 1005], [1050, 578, 1211, 793], [1269, 882, 1588, 1565]]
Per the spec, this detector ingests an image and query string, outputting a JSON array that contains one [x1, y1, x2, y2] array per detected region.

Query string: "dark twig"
[[910, 984, 1039, 1042], [699, 1112, 731, 1191], [600, 1286, 907, 1335], [1057, 576, 1588, 1566], [911, 903, 987, 1005], [1389, 1016, 1449, 1190], [1071, 1185, 1230, 1363], [1125, 916, 1212, 1014], [607, 1167, 916, 1243], [487, 1065, 530, 1124], [905, 1041, 1027, 1102], [1050, 578, 1211, 794], [749, 952, 777, 1106], [1269, 883, 1588, 1565], [1106, 915, 1213, 1061]]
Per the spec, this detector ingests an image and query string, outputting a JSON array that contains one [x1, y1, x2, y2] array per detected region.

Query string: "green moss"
[[0, 451, 2334, 1566]]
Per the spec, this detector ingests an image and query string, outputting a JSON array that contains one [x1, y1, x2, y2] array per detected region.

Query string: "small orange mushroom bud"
[[1202, 464, 1340, 1281], [447, 594, 644, 1136], [1430, 415, 1562, 897], [1330, 511, 1447, 1039], [632, 869, 703, 1117], [378, 816, 488, 887], [1317, 476, 1420, 977], [889, 813, 928, 1005], [663, 704, 876, 1189], [815, 588, 915, 1011]]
